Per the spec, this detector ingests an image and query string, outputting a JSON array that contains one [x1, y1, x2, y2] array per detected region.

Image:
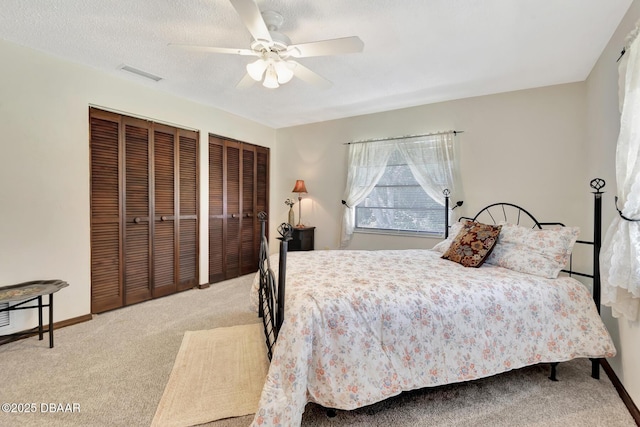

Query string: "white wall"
[[586, 0, 640, 407], [0, 38, 276, 333], [276, 83, 588, 252]]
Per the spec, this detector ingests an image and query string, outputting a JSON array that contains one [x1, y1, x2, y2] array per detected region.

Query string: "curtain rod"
[[343, 130, 464, 145]]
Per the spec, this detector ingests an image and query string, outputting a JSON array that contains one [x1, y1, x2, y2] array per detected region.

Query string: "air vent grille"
[[119, 65, 163, 82], [0, 303, 9, 327]]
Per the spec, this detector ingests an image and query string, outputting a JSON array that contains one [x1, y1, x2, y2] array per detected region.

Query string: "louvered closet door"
[[240, 145, 256, 275], [153, 126, 177, 298], [225, 141, 241, 279], [208, 136, 268, 284], [124, 118, 152, 305], [91, 108, 199, 313], [178, 131, 199, 290], [209, 137, 225, 283], [90, 112, 122, 313]]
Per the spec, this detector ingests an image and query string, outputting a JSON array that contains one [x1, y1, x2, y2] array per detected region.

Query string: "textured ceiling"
[[0, 0, 633, 128]]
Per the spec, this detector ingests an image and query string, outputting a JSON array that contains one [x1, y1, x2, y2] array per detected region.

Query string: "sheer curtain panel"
[[601, 23, 640, 321], [340, 141, 395, 247], [395, 132, 461, 213]]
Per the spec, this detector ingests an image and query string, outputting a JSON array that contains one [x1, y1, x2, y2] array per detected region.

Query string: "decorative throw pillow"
[[484, 223, 580, 279], [431, 221, 466, 254], [441, 221, 502, 267]]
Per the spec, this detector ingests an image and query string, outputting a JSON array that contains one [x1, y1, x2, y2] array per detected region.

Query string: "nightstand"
[[289, 226, 315, 251]]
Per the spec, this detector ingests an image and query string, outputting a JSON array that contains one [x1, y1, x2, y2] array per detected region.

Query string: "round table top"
[[0, 280, 69, 303]]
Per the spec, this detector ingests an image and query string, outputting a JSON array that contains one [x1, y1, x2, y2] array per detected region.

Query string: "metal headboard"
[[462, 202, 545, 229], [443, 178, 606, 379]]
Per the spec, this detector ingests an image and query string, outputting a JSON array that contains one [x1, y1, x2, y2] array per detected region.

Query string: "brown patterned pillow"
[[441, 221, 502, 267]]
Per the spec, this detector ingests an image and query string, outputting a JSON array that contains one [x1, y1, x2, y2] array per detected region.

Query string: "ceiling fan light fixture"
[[275, 60, 295, 84], [246, 59, 267, 81], [263, 64, 280, 88]]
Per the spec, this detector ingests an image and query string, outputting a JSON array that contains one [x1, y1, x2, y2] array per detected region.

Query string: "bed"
[[251, 179, 616, 426]]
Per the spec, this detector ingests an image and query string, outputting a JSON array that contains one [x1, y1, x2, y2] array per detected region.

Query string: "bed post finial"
[[258, 211, 268, 240], [590, 178, 606, 194], [277, 223, 293, 242]]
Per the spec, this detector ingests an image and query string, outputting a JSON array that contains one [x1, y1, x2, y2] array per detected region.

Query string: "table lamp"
[[292, 180, 307, 227]]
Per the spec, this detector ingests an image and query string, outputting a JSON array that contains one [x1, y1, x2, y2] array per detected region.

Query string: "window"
[[340, 132, 460, 247], [355, 148, 445, 234]]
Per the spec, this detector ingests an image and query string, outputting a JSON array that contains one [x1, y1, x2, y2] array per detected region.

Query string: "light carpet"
[[151, 323, 269, 427]]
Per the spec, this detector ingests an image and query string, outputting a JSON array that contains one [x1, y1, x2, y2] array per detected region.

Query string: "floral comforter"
[[249, 249, 616, 426]]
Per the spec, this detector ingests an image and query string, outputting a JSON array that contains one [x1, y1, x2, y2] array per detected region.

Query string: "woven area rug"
[[151, 323, 269, 427]]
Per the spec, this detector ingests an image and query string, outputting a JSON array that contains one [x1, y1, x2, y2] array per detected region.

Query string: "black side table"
[[0, 279, 68, 348], [290, 226, 315, 251]]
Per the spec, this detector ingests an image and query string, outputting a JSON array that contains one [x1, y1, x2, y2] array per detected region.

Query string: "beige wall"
[[586, 0, 640, 407], [276, 83, 588, 252], [0, 38, 276, 334]]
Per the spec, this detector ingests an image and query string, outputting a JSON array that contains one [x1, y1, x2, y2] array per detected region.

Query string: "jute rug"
[[151, 323, 269, 427]]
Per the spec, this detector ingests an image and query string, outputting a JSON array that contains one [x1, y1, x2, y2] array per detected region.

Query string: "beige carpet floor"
[[151, 324, 268, 427], [0, 273, 636, 426]]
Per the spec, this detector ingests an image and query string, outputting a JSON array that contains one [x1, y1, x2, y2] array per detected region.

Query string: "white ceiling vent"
[[118, 64, 163, 82]]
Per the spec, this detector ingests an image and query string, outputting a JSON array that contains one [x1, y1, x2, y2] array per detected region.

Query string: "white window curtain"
[[600, 24, 640, 321], [395, 132, 460, 209], [340, 132, 461, 247], [340, 141, 395, 247]]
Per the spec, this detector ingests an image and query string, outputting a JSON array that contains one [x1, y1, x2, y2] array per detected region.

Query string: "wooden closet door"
[[208, 136, 269, 284], [209, 137, 225, 283], [124, 118, 152, 305], [240, 145, 256, 275], [153, 126, 177, 298], [225, 141, 241, 279], [91, 108, 199, 313], [90, 112, 123, 313], [178, 131, 199, 290]]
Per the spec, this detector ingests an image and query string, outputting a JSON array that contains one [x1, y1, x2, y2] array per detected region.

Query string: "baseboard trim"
[[0, 313, 92, 346], [54, 313, 93, 328], [197, 283, 210, 289], [601, 359, 640, 426]]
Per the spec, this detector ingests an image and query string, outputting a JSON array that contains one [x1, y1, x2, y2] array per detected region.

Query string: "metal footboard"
[[257, 212, 292, 360]]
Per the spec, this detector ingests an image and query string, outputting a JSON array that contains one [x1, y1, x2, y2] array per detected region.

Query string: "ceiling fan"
[[170, 0, 364, 89]]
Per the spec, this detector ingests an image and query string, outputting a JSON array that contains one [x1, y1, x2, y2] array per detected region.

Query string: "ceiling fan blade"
[[291, 62, 332, 89], [229, 0, 272, 43], [288, 36, 364, 58], [236, 73, 256, 88], [168, 43, 257, 56]]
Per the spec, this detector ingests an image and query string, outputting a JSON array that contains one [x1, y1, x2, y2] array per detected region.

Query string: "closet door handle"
[[160, 216, 168, 221], [231, 213, 237, 219], [133, 217, 141, 224]]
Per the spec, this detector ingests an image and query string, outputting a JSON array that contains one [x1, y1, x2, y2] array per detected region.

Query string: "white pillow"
[[484, 223, 580, 279], [431, 221, 466, 253]]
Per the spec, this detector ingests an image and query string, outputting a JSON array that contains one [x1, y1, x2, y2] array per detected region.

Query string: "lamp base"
[[296, 196, 304, 228]]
